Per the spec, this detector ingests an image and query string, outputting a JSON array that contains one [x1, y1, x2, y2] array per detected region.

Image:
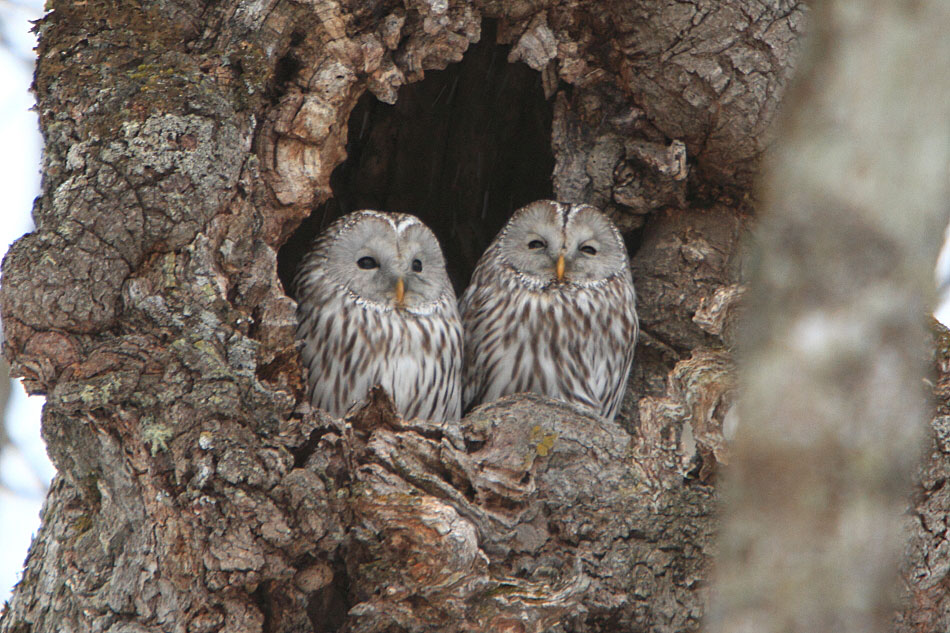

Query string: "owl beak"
[[556, 254, 566, 282], [395, 278, 406, 306]]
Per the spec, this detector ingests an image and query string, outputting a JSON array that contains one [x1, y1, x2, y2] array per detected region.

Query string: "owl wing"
[[458, 270, 501, 411], [435, 305, 465, 421], [600, 276, 638, 421]]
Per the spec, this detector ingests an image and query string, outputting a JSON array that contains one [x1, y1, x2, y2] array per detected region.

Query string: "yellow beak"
[[395, 278, 405, 305], [556, 254, 566, 282]]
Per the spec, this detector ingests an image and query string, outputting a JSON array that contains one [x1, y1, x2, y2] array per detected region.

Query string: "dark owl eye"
[[527, 239, 546, 249], [357, 256, 379, 270], [580, 244, 597, 255], [411, 259, 423, 273]]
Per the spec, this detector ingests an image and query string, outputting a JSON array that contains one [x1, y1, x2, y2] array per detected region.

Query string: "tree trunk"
[[10, 1, 941, 632], [705, 2, 950, 633]]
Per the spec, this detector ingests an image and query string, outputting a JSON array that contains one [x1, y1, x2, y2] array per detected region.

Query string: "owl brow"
[[330, 211, 384, 240], [565, 203, 596, 231], [379, 216, 399, 232], [348, 210, 419, 234], [560, 203, 574, 230], [339, 213, 425, 254], [394, 217, 419, 233]]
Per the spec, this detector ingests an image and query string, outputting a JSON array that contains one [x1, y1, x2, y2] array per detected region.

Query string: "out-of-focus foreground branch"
[[708, 3, 950, 633]]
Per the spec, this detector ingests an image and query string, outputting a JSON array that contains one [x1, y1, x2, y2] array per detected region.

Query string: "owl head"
[[493, 200, 630, 287], [305, 210, 454, 313]]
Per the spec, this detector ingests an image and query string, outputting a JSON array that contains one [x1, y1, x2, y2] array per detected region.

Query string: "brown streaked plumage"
[[294, 210, 462, 421], [460, 200, 638, 420]]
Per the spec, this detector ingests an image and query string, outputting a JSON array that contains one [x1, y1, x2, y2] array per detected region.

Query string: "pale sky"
[[0, 0, 51, 605]]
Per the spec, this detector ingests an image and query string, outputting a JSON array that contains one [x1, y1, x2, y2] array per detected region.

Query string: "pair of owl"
[[294, 200, 639, 423]]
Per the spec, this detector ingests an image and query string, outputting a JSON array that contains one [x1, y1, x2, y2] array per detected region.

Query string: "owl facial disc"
[[321, 212, 451, 314], [294, 209, 463, 422], [497, 200, 628, 288]]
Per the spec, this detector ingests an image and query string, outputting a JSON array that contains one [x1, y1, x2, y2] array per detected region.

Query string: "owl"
[[460, 200, 638, 421], [294, 210, 462, 421]]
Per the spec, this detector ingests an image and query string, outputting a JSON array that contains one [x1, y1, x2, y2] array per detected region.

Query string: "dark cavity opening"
[[278, 20, 555, 295]]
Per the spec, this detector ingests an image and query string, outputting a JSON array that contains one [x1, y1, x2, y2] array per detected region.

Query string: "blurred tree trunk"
[[707, 3, 950, 633], [4, 1, 941, 632]]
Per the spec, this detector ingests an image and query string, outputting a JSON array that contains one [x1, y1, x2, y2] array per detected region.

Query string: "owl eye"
[[411, 259, 423, 273], [579, 244, 598, 255], [357, 256, 379, 270], [527, 239, 546, 250]]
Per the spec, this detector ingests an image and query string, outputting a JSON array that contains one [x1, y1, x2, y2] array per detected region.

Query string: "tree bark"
[[903, 324, 950, 633], [12, 1, 929, 632]]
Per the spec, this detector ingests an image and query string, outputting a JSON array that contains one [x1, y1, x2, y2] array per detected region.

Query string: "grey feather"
[[295, 211, 462, 421], [460, 200, 638, 420]]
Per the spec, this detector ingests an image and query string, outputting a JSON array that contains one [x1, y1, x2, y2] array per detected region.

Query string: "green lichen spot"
[[161, 253, 178, 288], [79, 384, 99, 404], [528, 424, 558, 456], [535, 433, 558, 457], [77, 375, 120, 407], [143, 423, 173, 455], [72, 513, 94, 535]]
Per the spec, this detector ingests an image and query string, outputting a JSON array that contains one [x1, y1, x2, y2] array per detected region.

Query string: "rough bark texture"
[[0, 0, 834, 632], [706, 2, 950, 633], [901, 324, 950, 633]]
